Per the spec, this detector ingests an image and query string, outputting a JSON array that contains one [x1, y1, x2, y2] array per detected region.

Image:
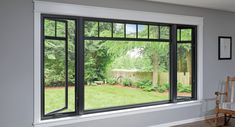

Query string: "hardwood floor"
[[173, 117, 235, 127]]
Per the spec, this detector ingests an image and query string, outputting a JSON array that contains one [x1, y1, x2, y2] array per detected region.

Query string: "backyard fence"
[[111, 69, 191, 85]]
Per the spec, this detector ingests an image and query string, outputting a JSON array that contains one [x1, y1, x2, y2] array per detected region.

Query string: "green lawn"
[[45, 85, 169, 114]]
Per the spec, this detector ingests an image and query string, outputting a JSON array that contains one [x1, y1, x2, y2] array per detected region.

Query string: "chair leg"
[[224, 114, 227, 125], [224, 114, 231, 126], [215, 112, 219, 126]]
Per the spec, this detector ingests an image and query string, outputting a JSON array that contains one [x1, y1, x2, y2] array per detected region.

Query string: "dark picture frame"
[[218, 36, 232, 60]]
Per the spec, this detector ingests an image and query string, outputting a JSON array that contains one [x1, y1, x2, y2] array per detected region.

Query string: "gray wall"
[[1, 0, 235, 127], [0, 0, 34, 127]]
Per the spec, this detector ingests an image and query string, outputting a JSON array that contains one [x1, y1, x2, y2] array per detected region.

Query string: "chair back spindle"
[[226, 76, 235, 103]]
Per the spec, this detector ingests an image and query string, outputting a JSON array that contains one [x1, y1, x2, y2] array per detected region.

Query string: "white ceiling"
[[147, 0, 235, 12]]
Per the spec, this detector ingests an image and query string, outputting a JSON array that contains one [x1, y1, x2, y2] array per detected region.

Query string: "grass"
[[45, 85, 169, 114], [45, 87, 75, 113]]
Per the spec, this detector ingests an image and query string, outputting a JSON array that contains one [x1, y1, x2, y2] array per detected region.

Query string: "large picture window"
[[41, 14, 197, 119]]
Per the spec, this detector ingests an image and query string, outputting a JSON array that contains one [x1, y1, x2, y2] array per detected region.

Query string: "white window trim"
[[33, 0, 204, 126], [34, 101, 202, 127]]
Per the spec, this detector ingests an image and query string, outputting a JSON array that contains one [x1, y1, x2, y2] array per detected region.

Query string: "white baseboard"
[[149, 115, 216, 127]]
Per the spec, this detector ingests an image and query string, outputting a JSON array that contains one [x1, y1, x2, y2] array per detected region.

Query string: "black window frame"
[[41, 14, 197, 120], [176, 25, 197, 101]]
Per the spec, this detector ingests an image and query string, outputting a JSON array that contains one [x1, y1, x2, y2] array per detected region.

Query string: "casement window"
[[41, 14, 197, 120]]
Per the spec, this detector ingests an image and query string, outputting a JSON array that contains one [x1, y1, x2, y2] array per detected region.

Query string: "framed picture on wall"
[[218, 36, 232, 60]]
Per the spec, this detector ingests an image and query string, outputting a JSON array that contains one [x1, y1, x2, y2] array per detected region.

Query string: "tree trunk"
[[152, 54, 159, 87], [186, 50, 192, 84], [178, 48, 183, 72]]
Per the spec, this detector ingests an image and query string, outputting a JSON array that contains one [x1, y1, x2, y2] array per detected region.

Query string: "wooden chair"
[[215, 76, 235, 126]]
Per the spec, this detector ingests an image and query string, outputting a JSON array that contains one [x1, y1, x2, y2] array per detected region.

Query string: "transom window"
[[41, 14, 197, 120]]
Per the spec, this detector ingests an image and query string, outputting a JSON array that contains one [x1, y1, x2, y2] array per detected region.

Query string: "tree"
[[44, 19, 192, 88], [177, 28, 192, 84], [102, 24, 169, 87], [103, 41, 169, 87], [84, 40, 111, 84], [44, 20, 76, 86]]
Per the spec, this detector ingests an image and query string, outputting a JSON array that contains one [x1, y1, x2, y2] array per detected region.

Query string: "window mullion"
[[65, 20, 69, 110], [192, 27, 197, 100], [41, 16, 45, 118], [77, 17, 85, 115], [75, 18, 79, 115], [170, 24, 177, 103]]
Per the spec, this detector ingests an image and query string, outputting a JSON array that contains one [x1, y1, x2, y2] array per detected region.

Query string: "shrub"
[[45, 81, 74, 87], [136, 80, 151, 88], [106, 77, 118, 85], [136, 80, 157, 92], [156, 85, 167, 93], [122, 78, 132, 87], [177, 83, 191, 93], [162, 83, 170, 90], [155, 83, 170, 93], [144, 86, 157, 92]]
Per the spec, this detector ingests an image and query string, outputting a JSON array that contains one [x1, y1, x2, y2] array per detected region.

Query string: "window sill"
[[33, 100, 202, 127]]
